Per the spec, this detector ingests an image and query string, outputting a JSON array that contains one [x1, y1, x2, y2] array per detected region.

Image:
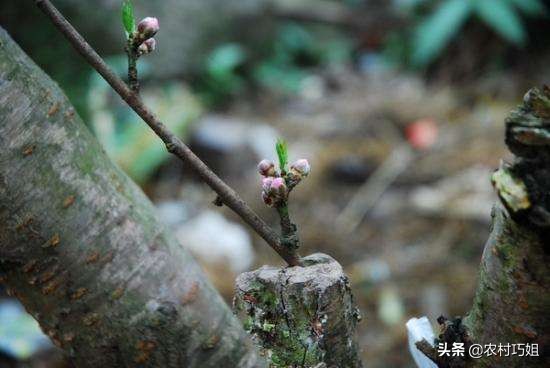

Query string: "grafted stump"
[[234, 253, 363, 368]]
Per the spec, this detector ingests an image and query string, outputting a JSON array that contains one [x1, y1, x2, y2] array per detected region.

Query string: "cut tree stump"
[[234, 253, 363, 368]]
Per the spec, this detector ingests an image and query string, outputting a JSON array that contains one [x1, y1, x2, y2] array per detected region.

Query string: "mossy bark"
[[461, 206, 548, 368], [462, 87, 550, 367], [0, 27, 264, 368], [234, 253, 363, 368], [418, 87, 549, 368]]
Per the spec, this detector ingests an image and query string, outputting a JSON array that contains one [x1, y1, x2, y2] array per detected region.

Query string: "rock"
[[409, 166, 496, 222], [234, 253, 363, 368], [155, 200, 189, 228], [189, 115, 280, 177], [175, 210, 254, 273]]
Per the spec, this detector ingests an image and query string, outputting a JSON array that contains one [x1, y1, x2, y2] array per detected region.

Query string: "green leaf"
[[122, 0, 135, 34], [508, 0, 547, 16], [473, 0, 526, 45], [275, 139, 288, 172], [411, 0, 472, 67]]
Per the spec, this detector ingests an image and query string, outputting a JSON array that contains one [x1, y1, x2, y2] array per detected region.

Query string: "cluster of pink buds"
[[261, 177, 288, 207], [258, 158, 310, 207], [135, 17, 159, 54]]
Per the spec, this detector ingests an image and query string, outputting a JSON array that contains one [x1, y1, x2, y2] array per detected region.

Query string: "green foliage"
[[193, 22, 352, 107], [409, 0, 547, 67], [207, 44, 246, 77], [195, 43, 246, 107], [276, 139, 288, 172], [121, 0, 135, 35], [411, 0, 472, 67], [254, 23, 352, 94], [473, 0, 526, 45]]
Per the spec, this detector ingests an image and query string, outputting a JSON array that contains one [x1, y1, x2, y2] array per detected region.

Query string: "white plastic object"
[[406, 316, 438, 368]]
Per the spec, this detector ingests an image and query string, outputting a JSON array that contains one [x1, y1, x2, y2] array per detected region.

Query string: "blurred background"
[[1, 0, 549, 366]]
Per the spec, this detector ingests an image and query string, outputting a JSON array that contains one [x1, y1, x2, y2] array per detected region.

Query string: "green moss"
[[242, 316, 254, 331], [256, 289, 278, 308], [242, 287, 324, 367]]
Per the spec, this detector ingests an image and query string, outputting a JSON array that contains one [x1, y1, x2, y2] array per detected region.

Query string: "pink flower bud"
[[144, 38, 156, 51], [260, 177, 287, 206], [138, 38, 156, 55], [137, 17, 160, 39], [290, 159, 310, 177], [270, 177, 287, 196], [262, 177, 274, 192], [258, 159, 276, 177]]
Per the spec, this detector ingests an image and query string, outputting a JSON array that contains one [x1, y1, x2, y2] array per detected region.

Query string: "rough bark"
[[0, 27, 264, 368], [462, 87, 550, 367], [418, 87, 549, 368], [234, 253, 363, 368]]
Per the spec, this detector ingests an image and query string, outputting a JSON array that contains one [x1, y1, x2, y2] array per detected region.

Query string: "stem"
[[34, 0, 300, 267], [125, 38, 139, 93], [276, 203, 300, 252]]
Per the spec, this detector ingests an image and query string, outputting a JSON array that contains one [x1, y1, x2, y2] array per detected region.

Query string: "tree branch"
[[276, 203, 299, 251], [34, 0, 300, 266], [0, 26, 264, 367]]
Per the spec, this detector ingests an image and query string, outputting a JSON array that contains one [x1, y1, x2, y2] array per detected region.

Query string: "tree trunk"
[[0, 27, 264, 368], [462, 87, 549, 367], [416, 87, 549, 368]]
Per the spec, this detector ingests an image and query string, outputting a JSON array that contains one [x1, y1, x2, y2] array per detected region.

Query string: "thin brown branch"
[[414, 340, 442, 367], [34, 0, 301, 266]]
